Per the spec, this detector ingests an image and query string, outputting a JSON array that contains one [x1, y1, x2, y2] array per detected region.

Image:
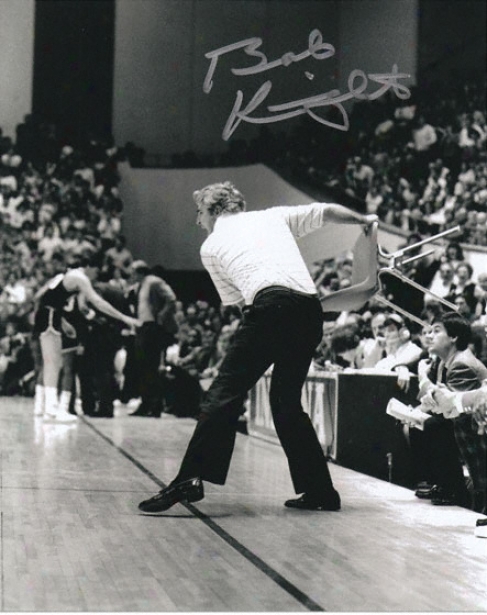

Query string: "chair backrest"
[[297, 222, 378, 313], [300, 219, 460, 323], [298, 222, 364, 265]]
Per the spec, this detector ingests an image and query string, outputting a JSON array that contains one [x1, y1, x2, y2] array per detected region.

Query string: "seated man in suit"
[[419, 312, 487, 514], [422, 373, 487, 538]]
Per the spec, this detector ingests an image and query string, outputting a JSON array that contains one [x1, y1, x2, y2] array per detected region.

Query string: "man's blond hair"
[[193, 181, 246, 216]]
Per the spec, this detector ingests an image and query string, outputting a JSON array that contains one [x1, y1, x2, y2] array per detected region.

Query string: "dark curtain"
[[32, 0, 115, 146]]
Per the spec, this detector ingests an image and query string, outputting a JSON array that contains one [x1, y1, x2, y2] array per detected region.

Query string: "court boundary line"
[[81, 417, 326, 612]]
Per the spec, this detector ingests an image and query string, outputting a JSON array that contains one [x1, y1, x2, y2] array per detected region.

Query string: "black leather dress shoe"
[[284, 491, 341, 511], [414, 482, 435, 499], [138, 477, 204, 513], [475, 518, 487, 538], [430, 486, 457, 506], [130, 404, 160, 418]]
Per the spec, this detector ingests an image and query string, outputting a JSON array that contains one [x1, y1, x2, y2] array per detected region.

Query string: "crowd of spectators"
[[308, 289, 487, 513], [279, 78, 487, 245], [1, 82, 486, 520], [0, 115, 125, 394], [0, 114, 245, 409], [1, 74, 486, 423], [1, 73, 485, 527], [162, 77, 486, 247], [306, 232, 487, 371], [152, 73, 487, 434]]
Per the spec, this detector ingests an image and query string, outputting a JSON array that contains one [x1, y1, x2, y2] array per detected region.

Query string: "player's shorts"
[[34, 306, 79, 351]]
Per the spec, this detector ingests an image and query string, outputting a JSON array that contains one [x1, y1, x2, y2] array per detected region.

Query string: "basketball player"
[[33, 253, 140, 421]]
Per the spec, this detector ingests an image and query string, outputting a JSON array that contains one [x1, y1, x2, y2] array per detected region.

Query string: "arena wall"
[[338, 0, 418, 95], [119, 162, 487, 280], [113, 0, 341, 159], [0, 0, 35, 139]]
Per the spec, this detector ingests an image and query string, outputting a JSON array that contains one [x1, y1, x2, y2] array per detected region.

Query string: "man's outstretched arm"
[[282, 202, 377, 239]]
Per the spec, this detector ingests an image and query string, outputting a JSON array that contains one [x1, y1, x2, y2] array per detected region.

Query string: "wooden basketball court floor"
[[0, 396, 486, 613]]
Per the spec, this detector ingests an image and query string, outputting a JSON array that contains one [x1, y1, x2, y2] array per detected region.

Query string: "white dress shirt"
[[374, 341, 422, 371], [200, 204, 331, 305]]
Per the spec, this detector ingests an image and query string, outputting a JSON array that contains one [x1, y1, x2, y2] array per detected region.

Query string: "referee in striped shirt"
[[139, 181, 377, 514]]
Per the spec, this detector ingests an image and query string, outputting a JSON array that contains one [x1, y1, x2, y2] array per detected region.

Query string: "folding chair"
[[376, 226, 461, 327], [298, 220, 378, 312], [298, 220, 461, 327]]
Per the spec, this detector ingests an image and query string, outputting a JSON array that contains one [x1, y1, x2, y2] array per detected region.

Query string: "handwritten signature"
[[202, 29, 411, 140]]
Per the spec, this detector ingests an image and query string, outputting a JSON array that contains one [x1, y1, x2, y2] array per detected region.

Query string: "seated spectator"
[[37, 224, 63, 262], [71, 228, 98, 259], [312, 320, 337, 370], [473, 272, 487, 319], [404, 321, 471, 507], [472, 211, 487, 247], [195, 329, 218, 376], [330, 325, 365, 370], [457, 160, 476, 188], [361, 310, 388, 368], [61, 225, 81, 263], [448, 261, 476, 312], [97, 207, 122, 243], [412, 115, 437, 163], [444, 241, 465, 269], [106, 266, 129, 293], [163, 328, 205, 419], [348, 155, 375, 199], [178, 303, 205, 341], [400, 323, 439, 495], [73, 158, 95, 190], [2, 272, 28, 307], [12, 225, 34, 269], [200, 325, 235, 382], [0, 318, 33, 395], [464, 210, 479, 242], [36, 204, 58, 233], [419, 312, 487, 512], [428, 262, 456, 300], [454, 294, 475, 323], [374, 314, 422, 372], [104, 234, 133, 276], [176, 328, 204, 378], [365, 183, 383, 215]]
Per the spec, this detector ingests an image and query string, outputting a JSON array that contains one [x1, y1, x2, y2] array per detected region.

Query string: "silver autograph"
[[202, 29, 412, 141]]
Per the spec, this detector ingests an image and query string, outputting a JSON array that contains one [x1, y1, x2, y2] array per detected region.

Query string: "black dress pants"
[[410, 414, 469, 504], [74, 323, 120, 416], [135, 322, 168, 414], [175, 288, 336, 496]]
